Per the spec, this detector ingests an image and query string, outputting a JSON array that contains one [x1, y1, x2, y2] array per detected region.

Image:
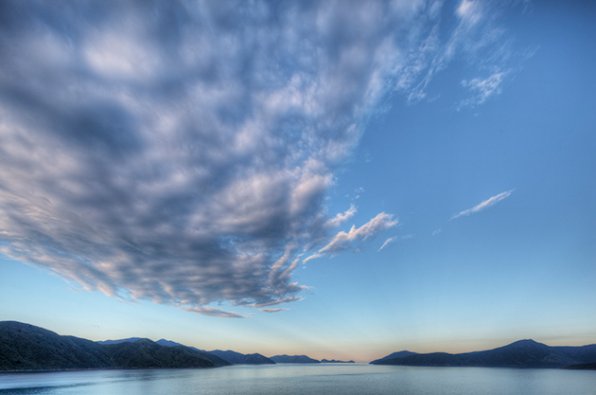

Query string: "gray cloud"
[[0, 0, 518, 316], [185, 306, 244, 319], [262, 308, 287, 313]]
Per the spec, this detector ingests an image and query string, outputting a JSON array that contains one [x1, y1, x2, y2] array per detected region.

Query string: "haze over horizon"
[[1, 1, 595, 362]]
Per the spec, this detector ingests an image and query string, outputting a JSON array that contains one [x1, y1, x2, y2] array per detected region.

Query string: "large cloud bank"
[[0, 0, 513, 316]]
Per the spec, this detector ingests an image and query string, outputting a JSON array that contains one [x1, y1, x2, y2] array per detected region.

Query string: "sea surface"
[[1, 363, 595, 395]]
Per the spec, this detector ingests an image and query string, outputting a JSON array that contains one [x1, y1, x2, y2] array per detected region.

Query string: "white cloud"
[[306, 212, 397, 262], [378, 236, 397, 251], [451, 190, 514, 220], [460, 70, 506, 108], [456, 0, 483, 26], [400, 0, 517, 106], [326, 204, 357, 228]]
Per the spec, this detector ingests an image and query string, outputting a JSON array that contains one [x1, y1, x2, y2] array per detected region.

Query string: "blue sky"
[[1, 1, 595, 361]]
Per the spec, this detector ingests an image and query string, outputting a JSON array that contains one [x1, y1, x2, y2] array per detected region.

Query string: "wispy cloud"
[[253, 296, 302, 309], [460, 70, 506, 108], [184, 306, 244, 319], [262, 308, 287, 313], [305, 213, 397, 262], [456, 0, 483, 26], [451, 190, 514, 220], [378, 236, 397, 251], [399, 0, 518, 106], [326, 204, 357, 228]]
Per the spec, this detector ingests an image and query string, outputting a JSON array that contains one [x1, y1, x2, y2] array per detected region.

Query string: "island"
[[321, 359, 355, 363]]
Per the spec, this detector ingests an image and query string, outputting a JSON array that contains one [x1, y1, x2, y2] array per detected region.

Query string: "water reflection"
[[1, 364, 596, 395]]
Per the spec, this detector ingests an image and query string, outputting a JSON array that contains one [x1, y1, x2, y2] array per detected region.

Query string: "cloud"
[[456, 0, 483, 26], [400, 0, 518, 104], [326, 204, 357, 228], [460, 70, 506, 108], [306, 213, 397, 262], [262, 308, 287, 313], [184, 306, 244, 319], [0, 1, 520, 316], [451, 190, 514, 220], [378, 236, 397, 251], [253, 296, 302, 308]]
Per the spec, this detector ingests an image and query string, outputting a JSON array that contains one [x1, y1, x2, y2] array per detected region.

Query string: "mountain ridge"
[[270, 354, 320, 364], [0, 321, 225, 371], [208, 350, 275, 365], [371, 339, 596, 368], [3, 321, 596, 371]]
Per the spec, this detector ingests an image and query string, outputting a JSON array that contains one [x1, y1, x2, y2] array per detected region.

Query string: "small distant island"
[[321, 359, 355, 363], [2, 321, 596, 371], [269, 355, 354, 364]]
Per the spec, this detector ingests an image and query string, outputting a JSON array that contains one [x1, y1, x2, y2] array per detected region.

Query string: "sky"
[[0, 0, 595, 362]]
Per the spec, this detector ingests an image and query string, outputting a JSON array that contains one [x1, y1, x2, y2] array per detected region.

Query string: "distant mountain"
[[6, 321, 595, 372], [271, 354, 320, 364], [209, 350, 275, 365], [321, 359, 354, 363], [101, 339, 220, 368], [0, 321, 228, 371], [156, 338, 185, 348], [370, 351, 416, 364], [97, 337, 147, 345], [371, 339, 596, 369], [154, 339, 230, 367]]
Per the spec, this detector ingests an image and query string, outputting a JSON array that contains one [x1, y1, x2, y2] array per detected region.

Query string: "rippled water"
[[1, 364, 595, 395]]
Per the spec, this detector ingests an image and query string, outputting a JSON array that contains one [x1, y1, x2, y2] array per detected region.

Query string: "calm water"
[[1, 364, 595, 395]]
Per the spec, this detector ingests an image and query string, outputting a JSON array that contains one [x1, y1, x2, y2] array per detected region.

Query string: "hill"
[[270, 354, 320, 363], [154, 339, 230, 366], [0, 321, 226, 371], [371, 339, 596, 368], [209, 350, 275, 364]]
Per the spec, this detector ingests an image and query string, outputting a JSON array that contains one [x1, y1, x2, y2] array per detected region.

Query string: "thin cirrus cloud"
[[459, 70, 507, 108], [0, 1, 519, 317], [325, 204, 357, 228], [305, 213, 398, 263], [378, 236, 398, 252], [451, 190, 514, 220], [401, 0, 515, 103], [262, 308, 287, 314]]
